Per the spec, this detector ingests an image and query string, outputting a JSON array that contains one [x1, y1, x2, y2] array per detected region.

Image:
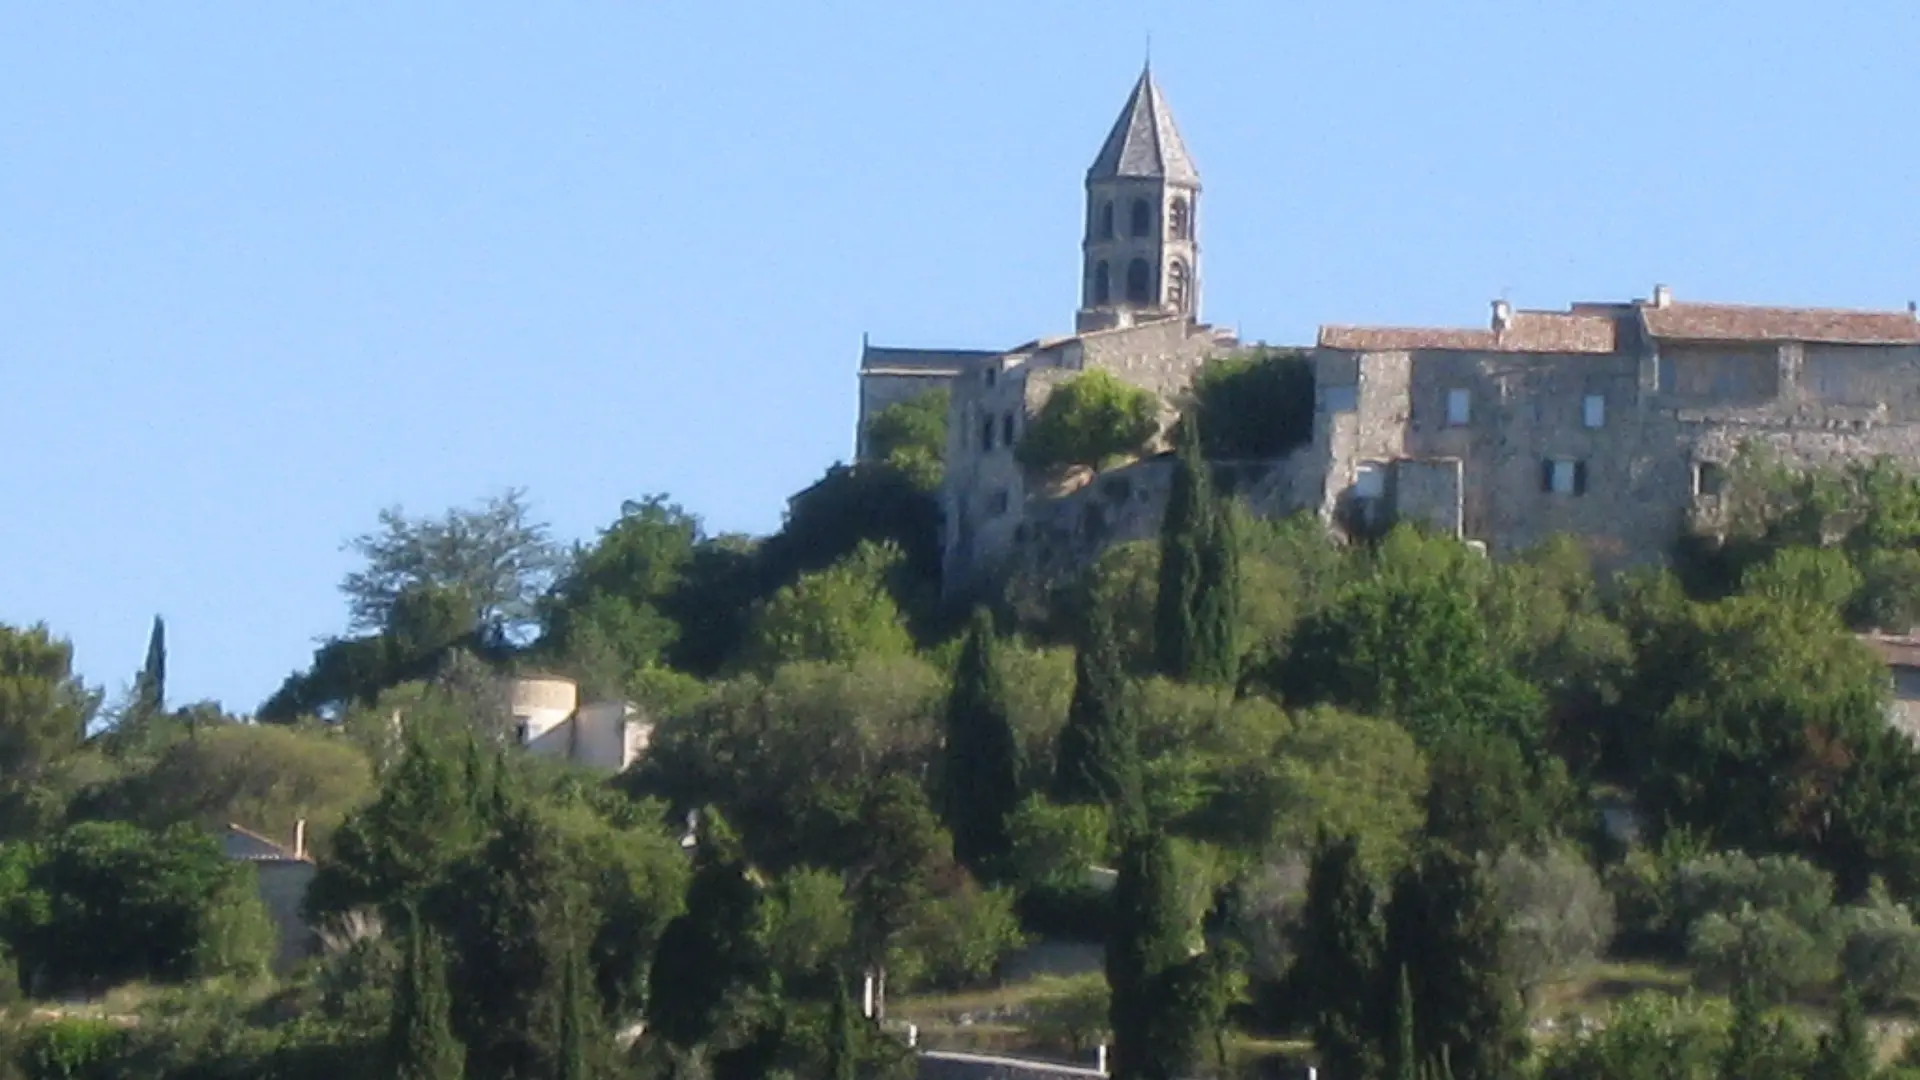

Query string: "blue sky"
[[7, 2, 1920, 710]]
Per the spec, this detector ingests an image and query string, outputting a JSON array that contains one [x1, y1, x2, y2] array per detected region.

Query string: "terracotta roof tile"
[[1317, 313, 1617, 354], [1643, 303, 1920, 345]]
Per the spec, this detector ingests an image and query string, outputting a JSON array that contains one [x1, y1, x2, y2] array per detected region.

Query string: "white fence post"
[[862, 972, 875, 1019], [1096, 1043, 1108, 1075]]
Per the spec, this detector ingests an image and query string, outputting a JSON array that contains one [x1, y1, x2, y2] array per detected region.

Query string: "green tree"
[[846, 775, 950, 993], [1383, 846, 1527, 1080], [134, 615, 166, 721], [940, 609, 1023, 875], [645, 812, 765, 1052], [1423, 728, 1576, 857], [825, 968, 860, 1080], [388, 917, 467, 1080], [555, 926, 608, 1080], [865, 389, 949, 489], [1015, 369, 1160, 472], [737, 541, 916, 673], [1154, 416, 1239, 687], [0, 624, 97, 840], [1814, 988, 1874, 1080], [13, 821, 275, 990], [1297, 832, 1386, 1080], [539, 495, 702, 690], [1190, 348, 1315, 460], [1052, 608, 1142, 811], [342, 488, 562, 643], [1106, 826, 1208, 1080]]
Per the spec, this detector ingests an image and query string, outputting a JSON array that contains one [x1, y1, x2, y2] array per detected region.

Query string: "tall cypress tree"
[[1052, 606, 1141, 812], [941, 608, 1023, 873], [135, 615, 166, 719], [1154, 416, 1239, 687], [1382, 846, 1527, 1080], [555, 928, 603, 1080], [1298, 832, 1386, 1080], [1393, 964, 1417, 1080], [825, 969, 859, 1080], [646, 811, 763, 1052], [1107, 826, 1206, 1080], [388, 917, 467, 1080]]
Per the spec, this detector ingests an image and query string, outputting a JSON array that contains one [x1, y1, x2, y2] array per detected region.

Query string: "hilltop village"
[[17, 68, 1920, 1080]]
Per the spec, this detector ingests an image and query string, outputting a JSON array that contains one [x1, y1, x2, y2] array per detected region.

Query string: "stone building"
[[854, 68, 1920, 595], [222, 822, 317, 973], [507, 674, 653, 773], [1310, 288, 1920, 565], [855, 67, 1242, 593]]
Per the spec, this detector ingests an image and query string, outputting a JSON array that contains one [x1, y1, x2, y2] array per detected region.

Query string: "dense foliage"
[[1015, 369, 1161, 473]]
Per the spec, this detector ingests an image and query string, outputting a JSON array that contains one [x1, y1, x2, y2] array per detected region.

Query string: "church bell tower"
[[1077, 66, 1202, 333]]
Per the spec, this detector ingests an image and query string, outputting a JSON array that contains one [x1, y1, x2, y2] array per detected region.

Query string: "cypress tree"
[[646, 812, 763, 1052], [1393, 964, 1417, 1080], [1298, 832, 1386, 1080], [555, 929, 601, 1080], [1052, 606, 1141, 812], [1382, 846, 1527, 1080], [1814, 987, 1874, 1080], [826, 969, 859, 1080], [388, 917, 467, 1080], [1154, 416, 1238, 686], [941, 607, 1023, 873], [135, 615, 166, 720], [1107, 826, 1206, 1080]]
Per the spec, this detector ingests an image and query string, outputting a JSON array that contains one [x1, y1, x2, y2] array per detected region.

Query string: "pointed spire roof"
[[1087, 67, 1199, 187]]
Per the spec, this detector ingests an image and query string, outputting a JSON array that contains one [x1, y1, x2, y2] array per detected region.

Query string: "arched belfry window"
[[1098, 202, 1115, 240], [1125, 258, 1151, 304], [1169, 197, 1191, 240], [1130, 198, 1152, 238], [1092, 261, 1111, 305], [1167, 260, 1190, 311]]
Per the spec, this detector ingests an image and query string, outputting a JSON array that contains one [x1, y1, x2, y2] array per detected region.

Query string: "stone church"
[[857, 68, 1920, 595]]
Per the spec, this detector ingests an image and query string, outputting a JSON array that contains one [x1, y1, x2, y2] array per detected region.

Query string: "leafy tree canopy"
[[1015, 370, 1160, 473]]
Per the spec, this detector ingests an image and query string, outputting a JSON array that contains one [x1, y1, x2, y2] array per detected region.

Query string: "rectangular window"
[[985, 366, 997, 387], [1002, 412, 1015, 447], [1542, 458, 1587, 495], [1694, 461, 1726, 497], [1354, 464, 1386, 499], [989, 489, 1010, 515], [980, 419, 994, 452], [1446, 388, 1471, 426], [1583, 394, 1605, 428], [1323, 385, 1357, 414]]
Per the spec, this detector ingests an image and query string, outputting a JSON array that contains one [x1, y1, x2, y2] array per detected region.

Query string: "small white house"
[[508, 675, 652, 772]]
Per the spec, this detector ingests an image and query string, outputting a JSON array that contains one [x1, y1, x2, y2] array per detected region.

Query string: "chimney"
[[292, 819, 308, 860], [1652, 284, 1673, 309], [1490, 299, 1513, 333], [1908, 300, 1916, 319]]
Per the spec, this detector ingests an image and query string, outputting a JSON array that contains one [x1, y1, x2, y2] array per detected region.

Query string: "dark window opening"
[[1125, 258, 1151, 304], [1695, 461, 1727, 496], [1167, 260, 1189, 311], [1099, 202, 1115, 240], [980, 418, 994, 452], [1093, 261, 1111, 305], [1130, 198, 1152, 237], [1002, 411, 1015, 446], [989, 489, 1010, 515]]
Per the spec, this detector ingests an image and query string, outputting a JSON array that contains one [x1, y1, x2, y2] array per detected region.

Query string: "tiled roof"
[[1317, 312, 1618, 354], [1087, 68, 1199, 186], [1643, 303, 1920, 345]]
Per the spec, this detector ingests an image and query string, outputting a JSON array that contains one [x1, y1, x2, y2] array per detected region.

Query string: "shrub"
[[1688, 903, 1838, 1004], [18, 1019, 127, 1080], [1485, 845, 1616, 1006], [1190, 348, 1314, 460], [1015, 370, 1160, 473], [1025, 973, 1111, 1056], [1838, 885, 1920, 1009], [897, 880, 1027, 991], [1534, 992, 1725, 1080], [1670, 851, 1834, 940]]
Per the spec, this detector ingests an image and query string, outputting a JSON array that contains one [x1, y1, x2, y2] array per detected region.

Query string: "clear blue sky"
[[7, 2, 1920, 711]]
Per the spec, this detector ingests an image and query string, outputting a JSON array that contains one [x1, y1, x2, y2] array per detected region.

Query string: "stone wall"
[[941, 319, 1239, 594], [1309, 339, 1920, 568]]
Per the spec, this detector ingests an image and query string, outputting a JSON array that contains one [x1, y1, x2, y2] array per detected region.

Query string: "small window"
[[1002, 411, 1015, 446], [1125, 258, 1151, 304], [514, 718, 531, 744], [1542, 459, 1587, 496], [1167, 260, 1190, 311], [1324, 385, 1357, 414], [1099, 202, 1115, 240], [1092, 261, 1111, 305], [1694, 461, 1726, 497], [1354, 464, 1386, 499], [1130, 198, 1152, 237], [989, 489, 1010, 515], [984, 365, 997, 387], [1168, 196, 1191, 240], [1446, 388, 1471, 426], [1583, 394, 1605, 428], [980, 418, 994, 452]]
